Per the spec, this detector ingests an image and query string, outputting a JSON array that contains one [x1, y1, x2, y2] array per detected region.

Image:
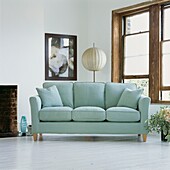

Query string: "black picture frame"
[[45, 33, 77, 80]]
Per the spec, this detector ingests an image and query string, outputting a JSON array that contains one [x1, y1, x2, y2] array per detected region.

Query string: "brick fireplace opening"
[[0, 85, 18, 137]]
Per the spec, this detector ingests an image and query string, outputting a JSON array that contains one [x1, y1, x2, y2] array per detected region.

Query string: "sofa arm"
[[29, 96, 42, 133], [138, 95, 151, 124]]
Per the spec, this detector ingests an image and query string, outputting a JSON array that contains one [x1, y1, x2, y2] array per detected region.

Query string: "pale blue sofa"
[[29, 82, 150, 142]]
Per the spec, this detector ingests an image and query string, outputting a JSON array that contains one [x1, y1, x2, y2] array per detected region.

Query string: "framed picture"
[[45, 33, 77, 80]]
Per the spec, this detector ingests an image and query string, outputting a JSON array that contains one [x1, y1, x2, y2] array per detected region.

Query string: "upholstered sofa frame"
[[30, 82, 150, 142]]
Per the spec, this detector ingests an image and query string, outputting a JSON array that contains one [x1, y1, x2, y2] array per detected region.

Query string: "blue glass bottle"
[[20, 116, 27, 136]]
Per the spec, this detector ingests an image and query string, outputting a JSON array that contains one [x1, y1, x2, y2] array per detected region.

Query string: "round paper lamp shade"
[[82, 47, 106, 71]]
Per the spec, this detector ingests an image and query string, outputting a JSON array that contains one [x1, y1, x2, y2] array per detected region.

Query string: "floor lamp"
[[82, 44, 106, 82]]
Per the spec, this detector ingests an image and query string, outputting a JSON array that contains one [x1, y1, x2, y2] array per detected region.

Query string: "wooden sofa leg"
[[33, 133, 37, 141], [142, 134, 147, 142], [39, 133, 43, 141]]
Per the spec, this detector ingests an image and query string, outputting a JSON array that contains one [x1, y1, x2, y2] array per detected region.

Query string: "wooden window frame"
[[111, 0, 170, 104]]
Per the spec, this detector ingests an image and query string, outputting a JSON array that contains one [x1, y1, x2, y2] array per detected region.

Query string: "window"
[[160, 4, 170, 101], [123, 12, 149, 96], [112, 0, 170, 103]]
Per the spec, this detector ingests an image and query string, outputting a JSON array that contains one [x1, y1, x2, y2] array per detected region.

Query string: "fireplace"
[[0, 85, 18, 137]]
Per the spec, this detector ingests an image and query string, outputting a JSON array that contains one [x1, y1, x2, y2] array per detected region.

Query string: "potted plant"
[[146, 107, 170, 142]]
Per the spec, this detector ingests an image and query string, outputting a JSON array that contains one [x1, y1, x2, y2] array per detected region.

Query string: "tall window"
[[160, 4, 170, 101], [123, 12, 149, 96], [112, 0, 170, 103]]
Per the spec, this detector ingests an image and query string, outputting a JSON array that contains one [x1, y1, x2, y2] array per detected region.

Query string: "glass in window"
[[125, 12, 149, 34], [124, 33, 149, 75], [124, 79, 149, 96], [162, 41, 170, 86], [161, 91, 170, 101], [164, 8, 170, 40]]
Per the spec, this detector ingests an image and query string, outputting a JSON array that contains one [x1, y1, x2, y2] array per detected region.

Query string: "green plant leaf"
[[163, 125, 168, 135], [165, 135, 170, 142], [146, 107, 170, 140]]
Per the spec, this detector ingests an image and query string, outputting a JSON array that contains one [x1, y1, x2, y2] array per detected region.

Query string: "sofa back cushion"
[[74, 82, 105, 108], [43, 82, 73, 108], [105, 83, 137, 109]]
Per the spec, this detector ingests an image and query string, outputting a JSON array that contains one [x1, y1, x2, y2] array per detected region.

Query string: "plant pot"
[[161, 130, 167, 142]]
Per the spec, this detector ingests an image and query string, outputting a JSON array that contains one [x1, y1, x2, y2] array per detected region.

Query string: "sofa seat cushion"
[[39, 107, 72, 122], [72, 106, 105, 122], [106, 107, 140, 122]]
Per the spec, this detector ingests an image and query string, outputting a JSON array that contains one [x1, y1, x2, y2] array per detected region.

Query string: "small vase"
[[20, 116, 27, 136], [161, 130, 167, 142]]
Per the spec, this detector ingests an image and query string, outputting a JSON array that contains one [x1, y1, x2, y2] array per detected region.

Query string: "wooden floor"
[[0, 134, 170, 170]]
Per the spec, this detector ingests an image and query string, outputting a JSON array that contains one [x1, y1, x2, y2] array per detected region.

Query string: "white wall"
[[44, 0, 89, 81], [0, 0, 89, 126], [87, 0, 149, 82], [0, 0, 44, 125], [0, 0, 2, 59], [0, 0, 168, 127]]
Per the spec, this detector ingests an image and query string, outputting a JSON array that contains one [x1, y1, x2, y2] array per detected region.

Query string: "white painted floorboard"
[[0, 134, 170, 170]]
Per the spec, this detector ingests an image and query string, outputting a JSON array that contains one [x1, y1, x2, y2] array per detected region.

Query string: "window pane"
[[124, 79, 149, 96], [126, 12, 149, 34], [164, 8, 170, 40], [162, 41, 170, 86], [161, 91, 170, 101], [124, 33, 149, 75]]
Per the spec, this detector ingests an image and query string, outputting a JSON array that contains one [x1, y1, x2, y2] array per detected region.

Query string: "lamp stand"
[[93, 71, 95, 82]]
